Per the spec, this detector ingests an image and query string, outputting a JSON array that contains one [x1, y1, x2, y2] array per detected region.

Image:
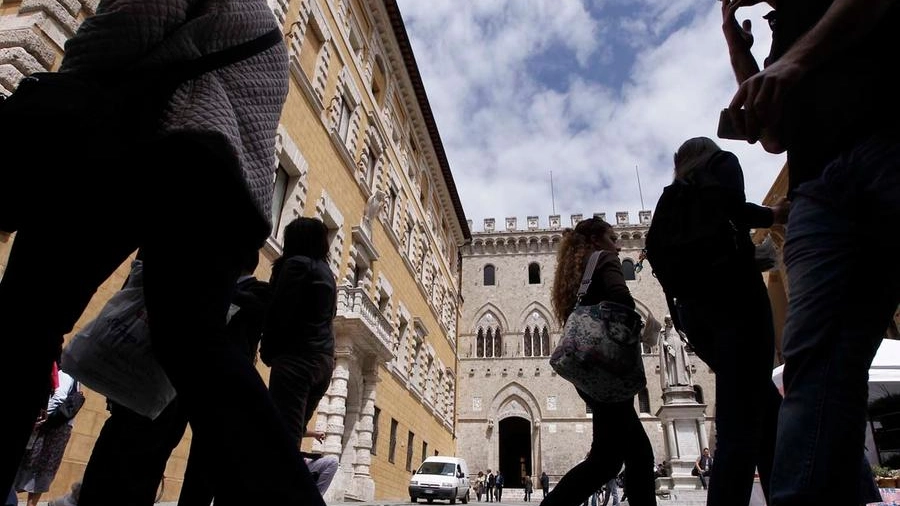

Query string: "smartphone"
[[716, 108, 748, 141]]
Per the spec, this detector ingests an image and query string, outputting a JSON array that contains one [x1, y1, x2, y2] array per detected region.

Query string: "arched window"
[[622, 259, 636, 281], [475, 312, 503, 358], [528, 263, 541, 284], [541, 328, 551, 357], [484, 264, 496, 286], [532, 328, 541, 356], [523, 328, 532, 357], [693, 385, 704, 404], [638, 388, 651, 414]]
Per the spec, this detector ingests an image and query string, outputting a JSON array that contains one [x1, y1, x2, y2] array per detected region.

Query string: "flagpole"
[[635, 164, 645, 210], [550, 170, 556, 214]]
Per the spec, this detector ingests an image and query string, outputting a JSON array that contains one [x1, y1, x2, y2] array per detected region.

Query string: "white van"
[[409, 456, 471, 504]]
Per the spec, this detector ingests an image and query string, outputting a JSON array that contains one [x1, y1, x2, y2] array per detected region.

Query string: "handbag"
[[61, 259, 175, 419], [0, 27, 283, 234], [43, 381, 86, 428], [549, 251, 647, 403]]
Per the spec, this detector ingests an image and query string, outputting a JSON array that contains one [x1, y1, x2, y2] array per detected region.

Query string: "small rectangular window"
[[371, 407, 381, 455], [270, 165, 291, 238], [389, 418, 398, 463], [406, 431, 415, 471], [421, 441, 428, 464], [483, 265, 496, 286]]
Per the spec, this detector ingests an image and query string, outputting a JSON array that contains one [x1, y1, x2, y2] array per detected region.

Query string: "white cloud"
[[397, 0, 785, 230]]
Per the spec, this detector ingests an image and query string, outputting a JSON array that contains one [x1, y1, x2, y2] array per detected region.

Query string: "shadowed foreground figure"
[[0, 1, 324, 504]]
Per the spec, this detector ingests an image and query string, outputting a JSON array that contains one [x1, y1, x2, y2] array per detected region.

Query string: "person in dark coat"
[[261, 217, 337, 447], [540, 472, 550, 498], [0, 0, 324, 503]]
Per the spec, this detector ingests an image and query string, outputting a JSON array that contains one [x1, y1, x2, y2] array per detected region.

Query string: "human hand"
[[728, 56, 804, 144], [306, 430, 326, 443], [722, 0, 755, 52]]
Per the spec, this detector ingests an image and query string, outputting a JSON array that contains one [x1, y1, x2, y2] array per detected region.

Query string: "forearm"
[[780, 0, 897, 74], [728, 46, 761, 84], [740, 202, 775, 229]]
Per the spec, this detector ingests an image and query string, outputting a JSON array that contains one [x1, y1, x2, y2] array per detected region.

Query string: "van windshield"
[[417, 462, 456, 476]]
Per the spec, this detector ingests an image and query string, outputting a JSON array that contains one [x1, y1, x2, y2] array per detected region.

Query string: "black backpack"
[[645, 153, 743, 297]]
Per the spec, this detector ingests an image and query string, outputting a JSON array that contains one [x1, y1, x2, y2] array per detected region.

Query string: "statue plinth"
[[661, 385, 697, 405]]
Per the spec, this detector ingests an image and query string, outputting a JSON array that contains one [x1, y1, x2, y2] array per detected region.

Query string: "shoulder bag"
[[61, 259, 175, 419], [549, 251, 647, 403]]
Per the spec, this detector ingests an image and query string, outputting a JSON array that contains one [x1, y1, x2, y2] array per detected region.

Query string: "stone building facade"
[[456, 212, 716, 488], [0, 0, 468, 502]]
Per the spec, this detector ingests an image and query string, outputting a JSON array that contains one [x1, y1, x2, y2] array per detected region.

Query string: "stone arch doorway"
[[498, 416, 531, 488]]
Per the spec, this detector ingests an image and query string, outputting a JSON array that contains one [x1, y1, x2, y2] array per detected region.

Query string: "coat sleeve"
[[709, 151, 775, 229]]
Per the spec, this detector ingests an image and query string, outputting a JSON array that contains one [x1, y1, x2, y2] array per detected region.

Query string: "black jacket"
[[260, 256, 336, 365]]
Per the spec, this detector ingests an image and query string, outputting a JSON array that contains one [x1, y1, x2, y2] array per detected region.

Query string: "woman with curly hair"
[[542, 217, 656, 506]]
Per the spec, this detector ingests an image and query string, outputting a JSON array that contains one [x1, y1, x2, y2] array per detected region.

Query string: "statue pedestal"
[[655, 390, 708, 491]]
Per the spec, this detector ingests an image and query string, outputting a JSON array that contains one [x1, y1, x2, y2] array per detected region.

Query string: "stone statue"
[[362, 189, 386, 234], [660, 315, 692, 388]]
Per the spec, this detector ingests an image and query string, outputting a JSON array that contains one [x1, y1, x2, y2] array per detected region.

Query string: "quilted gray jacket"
[[59, 0, 288, 236]]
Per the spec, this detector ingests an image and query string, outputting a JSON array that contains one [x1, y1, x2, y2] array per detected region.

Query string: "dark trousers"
[[486, 486, 493, 502], [79, 400, 188, 506], [0, 139, 322, 505], [677, 275, 780, 505], [268, 353, 335, 442], [540, 399, 655, 506], [495, 485, 503, 502]]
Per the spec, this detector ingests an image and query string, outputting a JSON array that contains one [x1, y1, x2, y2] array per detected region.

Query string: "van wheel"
[[427, 499, 434, 504], [411, 498, 417, 503], [462, 491, 469, 504], [449, 489, 457, 505]]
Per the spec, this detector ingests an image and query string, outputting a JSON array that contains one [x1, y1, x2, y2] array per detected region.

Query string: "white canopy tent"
[[772, 338, 900, 468], [772, 338, 900, 399]]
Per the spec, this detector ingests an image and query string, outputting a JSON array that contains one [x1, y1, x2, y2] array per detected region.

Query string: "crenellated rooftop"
[[466, 211, 653, 235]]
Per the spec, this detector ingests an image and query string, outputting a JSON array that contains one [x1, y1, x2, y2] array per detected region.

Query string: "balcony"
[[334, 286, 394, 361]]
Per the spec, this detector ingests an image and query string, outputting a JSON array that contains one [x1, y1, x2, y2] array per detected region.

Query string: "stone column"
[[350, 362, 379, 500], [323, 347, 353, 457], [665, 421, 678, 458], [697, 417, 709, 450]]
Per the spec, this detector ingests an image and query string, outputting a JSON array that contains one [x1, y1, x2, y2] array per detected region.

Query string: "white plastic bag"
[[61, 259, 175, 419]]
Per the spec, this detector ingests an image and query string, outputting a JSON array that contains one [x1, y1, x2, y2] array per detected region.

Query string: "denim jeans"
[[770, 134, 900, 506], [677, 273, 781, 505]]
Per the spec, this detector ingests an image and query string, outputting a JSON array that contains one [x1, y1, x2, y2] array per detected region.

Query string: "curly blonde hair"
[[551, 217, 612, 325]]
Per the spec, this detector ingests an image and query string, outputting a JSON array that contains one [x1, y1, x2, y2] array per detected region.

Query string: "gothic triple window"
[[523, 311, 551, 357], [475, 319, 503, 358]]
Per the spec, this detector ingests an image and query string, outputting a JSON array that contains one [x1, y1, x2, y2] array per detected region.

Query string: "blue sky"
[[395, 0, 786, 231]]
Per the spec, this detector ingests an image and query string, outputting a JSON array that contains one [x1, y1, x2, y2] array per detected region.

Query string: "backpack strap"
[[575, 250, 607, 303], [165, 27, 284, 83]]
